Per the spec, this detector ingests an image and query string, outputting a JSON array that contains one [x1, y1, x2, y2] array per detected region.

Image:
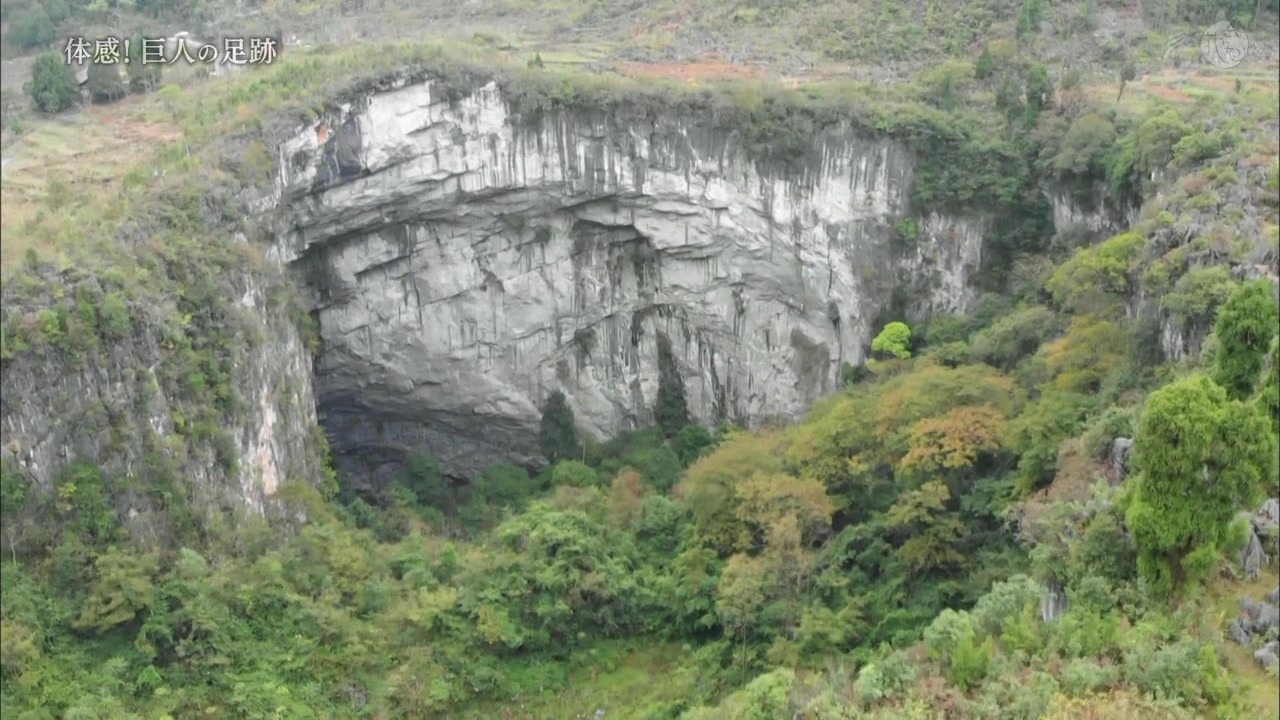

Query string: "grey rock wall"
[[268, 78, 990, 482]]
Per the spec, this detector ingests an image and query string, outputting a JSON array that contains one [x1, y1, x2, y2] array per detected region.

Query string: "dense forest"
[[1, 2, 1280, 718], [4, 270, 1278, 718]]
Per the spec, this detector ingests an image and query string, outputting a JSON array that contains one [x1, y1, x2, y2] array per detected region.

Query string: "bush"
[[1070, 516, 1135, 586], [26, 50, 78, 114], [969, 666, 1058, 719], [1080, 404, 1137, 460], [551, 460, 598, 488], [971, 574, 1042, 637], [86, 61, 127, 103], [853, 649, 917, 708], [97, 293, 131, 340], [1050, 607, 1120, 660], [1058, 657, 1118, 696], [924, 608, 976, 659], [949, 630, 994, 690], [1121, 638, 1221, 706]]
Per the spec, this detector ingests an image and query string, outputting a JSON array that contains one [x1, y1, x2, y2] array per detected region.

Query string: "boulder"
[[1239, 597, 1280, 635], [1228, 617, 1252, 646], [1239, 528, 1271, 581], [1258, 498, 1280, 527], [1255, 640, 1279, 670], [1108, 437, 1134, 483], [1237, 498, 1279, 579]]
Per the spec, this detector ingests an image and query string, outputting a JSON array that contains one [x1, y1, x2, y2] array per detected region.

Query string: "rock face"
[[1230, 593, 1280, 671], [1239, 498, 1280, 580], [1107, 436, 1133, 484], [269, 77, 993, 482], [1043, 184, 1136, 246], [0, 273, 321, 539]]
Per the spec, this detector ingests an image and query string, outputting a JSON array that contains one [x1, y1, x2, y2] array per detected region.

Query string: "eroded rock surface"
[[269, 78, 998, 482], [0, 71, 1140, 512]]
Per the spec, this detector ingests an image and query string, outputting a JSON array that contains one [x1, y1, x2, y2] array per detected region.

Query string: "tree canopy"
[[872, 321, 913, 359], [539, 389, 580, 464], [1125, 375, 1278, 596], [1212, 279, 1280, 400]]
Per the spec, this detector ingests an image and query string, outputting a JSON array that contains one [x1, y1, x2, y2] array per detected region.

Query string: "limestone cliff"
[[0, 267, 321, 541], [269, 77, 991, 483]]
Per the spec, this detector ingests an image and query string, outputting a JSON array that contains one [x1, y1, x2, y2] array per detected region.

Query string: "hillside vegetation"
[[1, 1, 1279, 718]]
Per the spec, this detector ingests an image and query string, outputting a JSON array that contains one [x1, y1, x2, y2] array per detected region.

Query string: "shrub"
[[25, 50, 77, 114], [85, 61, 127, 103], [1121, 638, 1216, 705], [949, 629, 994, 690], [98, 293, 130, 340], [853, 649, 917, 708], [1080, 404, 1137, 460], [551, 460, 598, 488], [1070, 517, 1135, 587], [1058, 658, 1118, 696], [924, 608, 976, 659], [971, 574, 1042, 637], [1050, 607, 1120, 660]]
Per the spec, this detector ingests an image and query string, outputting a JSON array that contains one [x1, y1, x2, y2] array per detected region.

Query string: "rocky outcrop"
[[1228, 592, 1280, 671], [1107, 436, 1133, 484], [268, 77, 989, 483], [1039, 582, 1068, 623], [1043, 183, 1136, 247], [1239, 498, 1280, 581]]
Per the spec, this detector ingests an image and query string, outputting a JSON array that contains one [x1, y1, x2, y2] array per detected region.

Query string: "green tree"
[[1117, 60, 1137, 102], [1135, 109, 1192, 179], [85, 61, 127, 103], [1212, 280, 1280, 400], [1045, 232, 1144, 316], [1048, 113, 1117, 179], [1024, 64, 1053, 128], [656, 333, 689, 438], [872, 321, 913, 359], [25, 50, 78, 114], [8, 7, 55, 49], [127, 34, 163, 92], [919, 60, 975, 110], [1259, 338, 1279, 427], [1016, 0, 1044, 36], [677, 423, 714, 466], [1161, 267, 1236, 338], [1125, 375, 1278, 597], [550, 460, 598, 488], [884, 480, 966, 573], [539, 390, 580, 463], [975, 45, 995, 80]]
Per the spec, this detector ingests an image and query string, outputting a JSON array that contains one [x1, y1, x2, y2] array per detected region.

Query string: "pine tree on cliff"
[[539, 390, 580, 464], [656, 333, 689, 438]]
